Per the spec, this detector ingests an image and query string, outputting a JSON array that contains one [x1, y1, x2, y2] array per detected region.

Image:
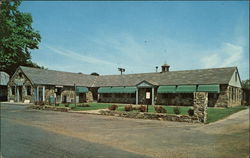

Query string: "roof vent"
[[161, 64, 170, 73]]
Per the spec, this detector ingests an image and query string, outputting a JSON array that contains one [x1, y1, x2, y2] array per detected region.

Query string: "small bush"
[[55, 103, 59, 106], [65, 103, 69, 107], [109, 104, 118, 111], [132, 106, 139, 110], [188, 108, 194, 116], [124, 104, 133, 111], [138, 105, 146, 112], [35, 101, 45, 106], [154, 106, 166, 113], [173, 106, 181, 115]]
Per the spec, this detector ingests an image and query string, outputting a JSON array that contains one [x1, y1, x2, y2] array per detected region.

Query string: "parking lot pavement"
[[1, 103, 249, 158]]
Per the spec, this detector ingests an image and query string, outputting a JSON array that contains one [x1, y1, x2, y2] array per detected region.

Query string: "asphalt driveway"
[[1, 103, 249, 158]]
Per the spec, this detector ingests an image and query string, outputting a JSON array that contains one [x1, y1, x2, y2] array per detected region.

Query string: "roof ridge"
[[20, 66, 90, 76]]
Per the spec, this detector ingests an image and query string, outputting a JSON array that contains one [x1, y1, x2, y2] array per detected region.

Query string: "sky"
[[20, 1, 249, 80]]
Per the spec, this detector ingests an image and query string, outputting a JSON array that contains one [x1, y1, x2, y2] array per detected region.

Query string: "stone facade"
[[205, 85, 242, 107], [156, 93, 193, 106], [8, 69, 34, 102], [193, 92, 208, 123], [99, 93, 136, 104]]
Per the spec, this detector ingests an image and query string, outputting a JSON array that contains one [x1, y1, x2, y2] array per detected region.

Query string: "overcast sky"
[[20, 1, 249, 80]]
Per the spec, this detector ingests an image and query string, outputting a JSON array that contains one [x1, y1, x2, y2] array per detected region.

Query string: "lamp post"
[[74, 83, 76, 107], [118, 68, 125, 75]]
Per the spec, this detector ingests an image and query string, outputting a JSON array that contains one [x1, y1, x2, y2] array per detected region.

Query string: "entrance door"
[[138, 88, 152, 105], [79, 93, 86, 103], [17, 86, 22, 102]]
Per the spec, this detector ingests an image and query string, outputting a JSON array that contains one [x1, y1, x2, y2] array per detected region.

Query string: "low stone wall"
[[30, 105, 71, 112], [99, 110, 200, 123]]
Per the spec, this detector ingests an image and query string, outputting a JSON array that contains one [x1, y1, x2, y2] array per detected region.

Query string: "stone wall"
[[193, 92, 208, 123], [99, 93, 136, 104], [86, 91, 94, 102], [212, 84, 228, 107], [156, 93, 193, 106], [99, 110, 199, 123], [42, 86, 94, 104]]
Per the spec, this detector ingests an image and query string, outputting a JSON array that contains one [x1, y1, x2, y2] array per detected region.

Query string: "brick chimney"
[[161, 64, 170, 72]]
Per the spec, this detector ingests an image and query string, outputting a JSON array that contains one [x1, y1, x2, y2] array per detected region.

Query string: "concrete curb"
[[0, 102, 33, 106]]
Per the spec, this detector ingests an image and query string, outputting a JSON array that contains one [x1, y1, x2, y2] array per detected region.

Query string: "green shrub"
[[109, 104, 118, 111], [124, 104, 133, 111], [35, 101, 45, 106], [188, 108, 194, 116], [138, 105, 146, 112], [173, 106, 181, 115], [154, 106, 167, 113], [55, 103, 59, 106], [65, 103, 69, 107]]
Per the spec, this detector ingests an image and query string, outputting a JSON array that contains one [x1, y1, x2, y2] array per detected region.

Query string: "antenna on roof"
[[118, 68, 125, 75]]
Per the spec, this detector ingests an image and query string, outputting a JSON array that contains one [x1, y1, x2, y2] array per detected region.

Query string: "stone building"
[[7, 65, 242, 107], [0, 71, 9, 101]]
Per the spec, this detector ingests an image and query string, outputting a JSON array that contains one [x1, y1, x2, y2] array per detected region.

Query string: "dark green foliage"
[[65, 103, 69, 107], [242, 80, 250, 88], [90, 72, 99, 76], [188, 108, 194, 116], [0, 0, 42, 76], [173, 106, 181, 115], [108, 104, 118, 111], [124, 104, 133, 111], [154, 106, 167, 113]]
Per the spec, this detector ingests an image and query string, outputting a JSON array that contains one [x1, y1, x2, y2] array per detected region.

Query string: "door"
[[79, 93, 86, 103], [138, 88, 152, 105], [17, 86, 22, 102]]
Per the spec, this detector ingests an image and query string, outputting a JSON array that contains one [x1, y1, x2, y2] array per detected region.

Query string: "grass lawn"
[[207, 106, 247, 123], [55, 103, 247, 123]]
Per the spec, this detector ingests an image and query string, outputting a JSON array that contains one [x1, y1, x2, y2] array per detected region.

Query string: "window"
[[131, 93, 136, 98], [11, 87, 15, 95], [27, 86, 31, 95], [115, 93, 122, 98]]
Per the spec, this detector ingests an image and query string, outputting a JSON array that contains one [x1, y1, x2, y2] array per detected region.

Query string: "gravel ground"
[[1, 103, 249, 158]]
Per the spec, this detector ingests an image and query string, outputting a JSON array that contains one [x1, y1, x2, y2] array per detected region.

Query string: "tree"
[[242, 80, 250, 89], [0, 0, 42, 76], [90, 72, 99, 76]]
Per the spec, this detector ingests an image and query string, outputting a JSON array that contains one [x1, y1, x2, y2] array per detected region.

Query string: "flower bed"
[[99, 110, 199, 123]]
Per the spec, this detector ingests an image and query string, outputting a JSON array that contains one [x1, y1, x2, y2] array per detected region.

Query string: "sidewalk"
[[0, 102, 33, 106], [69, 109, 109, 115]]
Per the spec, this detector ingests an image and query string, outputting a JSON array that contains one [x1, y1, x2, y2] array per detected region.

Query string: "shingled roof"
[[20, 66, 97, 86], [19, 66, 236, 87]]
